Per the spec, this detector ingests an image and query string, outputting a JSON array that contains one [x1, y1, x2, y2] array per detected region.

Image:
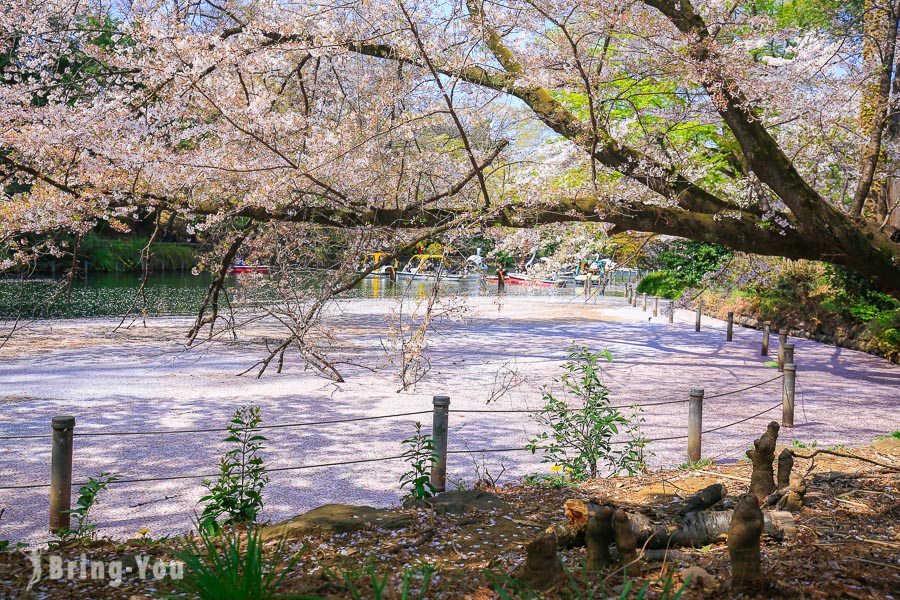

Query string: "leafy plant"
[[199, 405, 269, 536], [791, 440, 818, 449], [679, 459, 714, 470], [399, 422, 438, 502], [167, 524, 303, 600], [54, 472, 121, 544], [527, 346, 646, 480], [635, 271, 684, 299]]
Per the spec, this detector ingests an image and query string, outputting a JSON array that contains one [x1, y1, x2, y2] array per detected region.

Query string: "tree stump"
[[747, 421, 780, 500], [777, 448, 793, 490], [585, 506, 613, 572], [728, 494, 765, 589], [612, 509, 640, 574], [512, 533, 563, 591]]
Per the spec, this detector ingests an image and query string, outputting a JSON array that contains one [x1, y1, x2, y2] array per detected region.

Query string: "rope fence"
[[0, 311, 802, 535]]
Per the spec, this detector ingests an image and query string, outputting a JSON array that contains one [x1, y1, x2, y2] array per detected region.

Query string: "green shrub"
[[636, 271, 684, 299], [199, 406, 269, 536], [526, 346, 645, 480], [399, 422, 438, 502]]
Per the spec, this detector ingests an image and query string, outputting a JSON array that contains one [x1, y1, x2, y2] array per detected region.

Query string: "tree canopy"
[[1, 0, 899, 293]]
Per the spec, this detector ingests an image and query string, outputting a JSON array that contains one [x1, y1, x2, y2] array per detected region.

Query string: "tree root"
[[747, 421, 780, 500]]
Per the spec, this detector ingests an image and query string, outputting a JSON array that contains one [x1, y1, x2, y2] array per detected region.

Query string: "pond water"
[[0, 271, 632, 319]]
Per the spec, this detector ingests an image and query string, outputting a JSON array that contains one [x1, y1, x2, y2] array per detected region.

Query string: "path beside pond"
[[0, 295, 897, 544]]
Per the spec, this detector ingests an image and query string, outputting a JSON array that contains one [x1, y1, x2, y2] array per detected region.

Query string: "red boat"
[[487, 273, 565, 287], [230, 265, 271, 274]]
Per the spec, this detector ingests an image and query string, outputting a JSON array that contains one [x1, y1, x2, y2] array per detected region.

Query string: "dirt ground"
[[0, 437, 896, 599]]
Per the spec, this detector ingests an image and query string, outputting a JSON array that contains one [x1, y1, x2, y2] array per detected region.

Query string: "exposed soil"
[[0, 440, 896, 599]]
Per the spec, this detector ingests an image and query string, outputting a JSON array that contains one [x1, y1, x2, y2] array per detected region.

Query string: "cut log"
[[747, 421, 780, 500], [554, 498, 793, 549], [728, 494, 765, 588], [777, 448, 794, 490], [676, 483, 727, 515], [512, 533, 564, 591], [585, 506, 613, 572]]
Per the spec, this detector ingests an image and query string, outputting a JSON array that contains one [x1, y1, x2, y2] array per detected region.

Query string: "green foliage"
[[678, 459, 714, 470], [635, 271, 684, 299], [527, 347, 645, 480], [399, 422, 438, 502], [54, 472, 121, 545], [656, 240, 733, 288], [200, 406, 269, 536], [325, 560, 435, 600], [791, 440, 818, 450], [78, 232, 197, 272], [167, 525, 303, 600]]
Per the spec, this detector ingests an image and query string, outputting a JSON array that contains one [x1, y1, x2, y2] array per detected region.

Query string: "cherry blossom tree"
[[1, 0, 898, 296]]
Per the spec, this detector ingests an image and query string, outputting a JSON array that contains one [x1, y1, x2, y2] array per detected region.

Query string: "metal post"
[[761, 322, 770, 356], [695, 307, 701, 332], [778, 329, 788, 372], [430, 396, 450, 493], [688, 388, 704, 464], [50, 416, 76, 533], [783, 342, 794, 369], [668, 300, 674, 323], [642, 293, 647, 311], [782, 364, 796, 428], [726, 312, 734, 341], [653, 296, 659, 317]]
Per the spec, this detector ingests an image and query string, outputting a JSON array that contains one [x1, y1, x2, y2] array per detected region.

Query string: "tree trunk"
[[747, 421, 780, 500], [728, 494, 765, 589]]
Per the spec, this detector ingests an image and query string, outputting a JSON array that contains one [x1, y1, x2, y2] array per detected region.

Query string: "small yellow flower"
[[564, 467, 574, 474], [550, 465, 563, 473], [138, 528, 150, 536]]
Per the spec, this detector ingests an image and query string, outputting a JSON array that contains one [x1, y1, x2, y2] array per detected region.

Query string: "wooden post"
[[783, 343, 794, 369], [761, 322, 770, 356], [688, 388, 704, 464], [642, 293, 647, 311], [496, 268, 506, 293], [50, 416, 75, 533], [668, 300, 674, 323], [726, 312, 734, 341], [653, 296, 659, 317], [431, 395, 450, 493], [782, 364, 796, 428], [695, 307, 701, 332], [778, 329, 788, 372], [632, 291, 638, 307]]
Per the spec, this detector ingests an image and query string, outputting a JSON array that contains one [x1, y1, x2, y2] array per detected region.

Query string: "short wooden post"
[[778, 329, 788, 372], [430, 395, 450, 493], [761, 322, 770, 356], [653, 296, 659, 317], [782, 364, 796, 428], [50, 416, 76, 533], [632, 291, 638, 307], [668, 300, 674, 323], [783, 342, 794, 369], [642, 293, 647, 311], [496, 268, 506, 293], [688, 388, 704, 464], [695, 307, 701, 332], [726, 312, 734, 341]]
